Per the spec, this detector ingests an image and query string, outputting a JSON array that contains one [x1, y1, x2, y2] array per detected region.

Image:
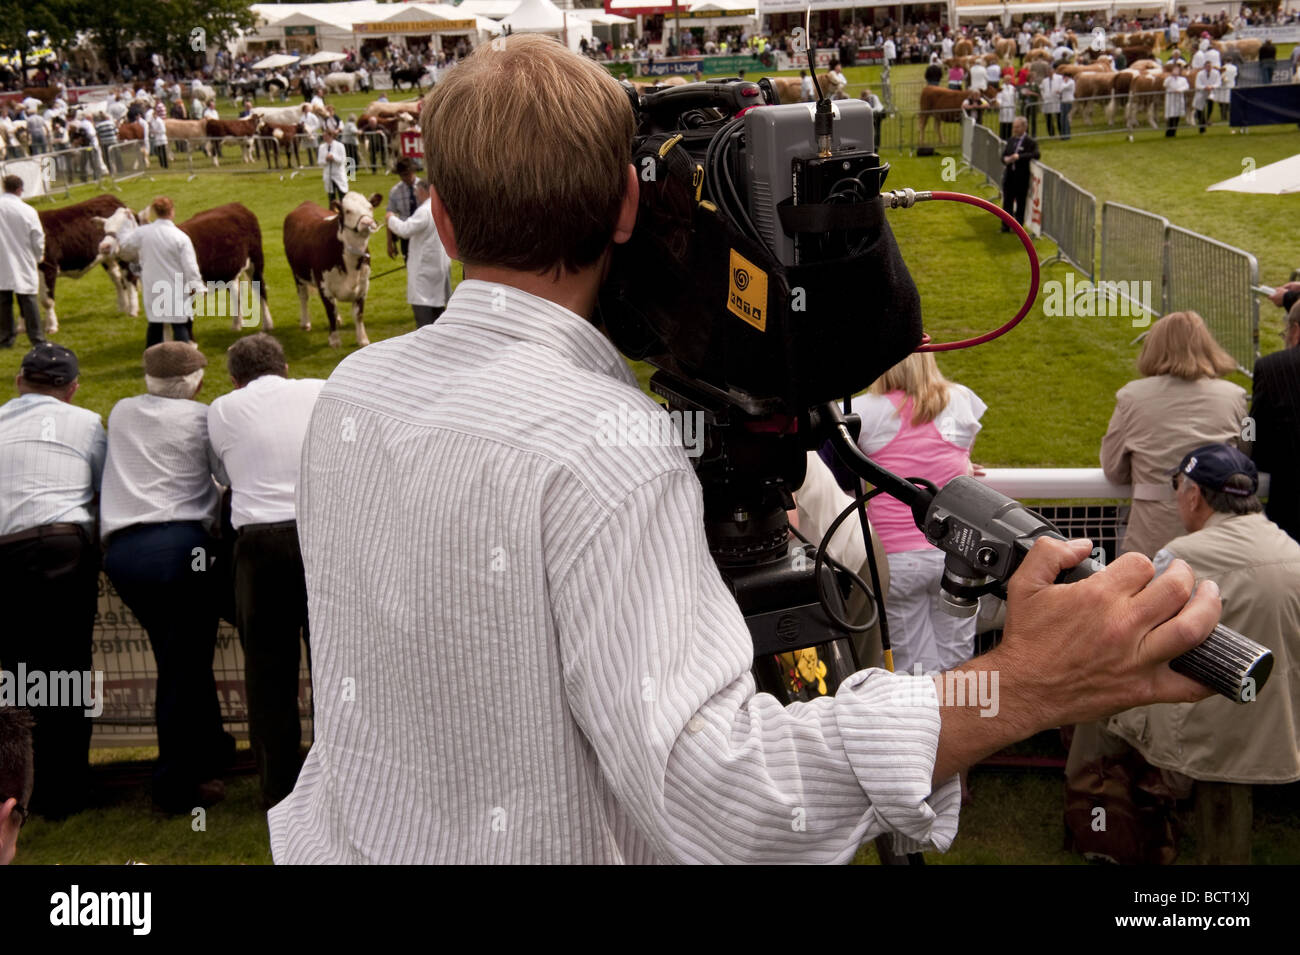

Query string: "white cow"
[[94, 206, 147, 317], [252, 103, 327, 126], [190, 81, 217, 104], [324, 71, 359, 93]]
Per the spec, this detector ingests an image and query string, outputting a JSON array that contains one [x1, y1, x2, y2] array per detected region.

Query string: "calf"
[[283, 192, 383, 348], [37, 194, 138, 332]]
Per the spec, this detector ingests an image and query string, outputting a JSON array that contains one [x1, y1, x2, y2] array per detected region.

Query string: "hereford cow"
[[918, 87, 989, 145], [98, 202, 274, 332], [325, 71, 359, 94], [37, 194, 137, 333], [21, 86, 59, 106], [205, 117, 259, 165], [283, 192, 384, 348]]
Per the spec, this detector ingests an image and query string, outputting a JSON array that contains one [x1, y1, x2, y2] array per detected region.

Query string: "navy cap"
[[1172, 444, 1258, 497], [20, 343, 79, 387]]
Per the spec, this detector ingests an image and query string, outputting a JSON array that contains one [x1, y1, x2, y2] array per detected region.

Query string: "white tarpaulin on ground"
[[299, 51, 347, 65], [1207, 154, 1300, 195], [252, 53, 302, 69]]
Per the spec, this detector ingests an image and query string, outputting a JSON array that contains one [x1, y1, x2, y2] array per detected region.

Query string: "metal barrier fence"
[[1099, 202, 1169, 324], [106, 130, 393, 182], [0, 145, 106, 200], [968, 120, 1004, 193], [1164, 225, 1262, 375], [1039, 172, 1097, 282]]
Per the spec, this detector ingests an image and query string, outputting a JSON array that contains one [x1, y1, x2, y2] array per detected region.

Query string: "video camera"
[[595, 67, 1273, 710]]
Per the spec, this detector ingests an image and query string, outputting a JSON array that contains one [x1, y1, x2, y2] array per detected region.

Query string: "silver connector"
[[881, 188, 931, 209]]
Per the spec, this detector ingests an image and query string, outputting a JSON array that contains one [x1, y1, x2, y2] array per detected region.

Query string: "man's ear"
[[428, 185, 459, 261], [612, 163, 639, 247]]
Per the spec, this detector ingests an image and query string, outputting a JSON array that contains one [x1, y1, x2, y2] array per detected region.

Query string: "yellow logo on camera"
[[727, 249, 767, 332]]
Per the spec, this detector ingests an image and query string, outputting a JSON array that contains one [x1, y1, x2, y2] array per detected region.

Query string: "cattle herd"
[[34, 186, 390, 352]]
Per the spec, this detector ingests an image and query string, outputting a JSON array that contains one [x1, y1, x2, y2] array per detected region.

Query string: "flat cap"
[[20, 343, 79, 386], [143, 341, 207, 378]]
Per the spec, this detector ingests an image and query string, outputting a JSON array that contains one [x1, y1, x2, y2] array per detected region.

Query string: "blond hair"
[[867, 352, 951, 425], [1137, 311, 1236, 380], [421, 34, 634, 275]]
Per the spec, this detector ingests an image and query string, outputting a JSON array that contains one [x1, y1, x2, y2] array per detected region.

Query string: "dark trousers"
[[1166, 115, 1180, 137], [1045, 112, 1058, 137], [234, 522, 310, 806], [1059, 102, 1072, 139], [1196, 107, 1209, 132], [1025, 101, 1039, 137], [1002, 176, 1029, 225], [326, 183, 346, 203], [413, 304, 445, 327], [999, 120, 1013, 140], [394, 236, 410, 260], [146, 321, 193, 347], [1218, 101, 1229, 121], [0, 526, 99, 818], [153, 144, 169, 169], [0, 290, 44, 348], [104, 522, 234, 810]]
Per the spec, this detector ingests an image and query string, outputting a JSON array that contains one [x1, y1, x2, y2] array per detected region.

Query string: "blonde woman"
[[855, 352, 986, 674], [1101, 310, 1247, 558]]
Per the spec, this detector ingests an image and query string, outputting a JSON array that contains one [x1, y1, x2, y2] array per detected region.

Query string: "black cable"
[[788, 522, 879, 634], [811, 488, 887, 637]]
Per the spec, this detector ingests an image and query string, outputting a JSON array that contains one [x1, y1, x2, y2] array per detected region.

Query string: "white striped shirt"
[[99, 394, 222, 543], [0, 394, 106, 536], [268, 279, 960, 864]]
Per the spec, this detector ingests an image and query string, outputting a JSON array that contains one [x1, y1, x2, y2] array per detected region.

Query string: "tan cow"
[[918, 87, 989, 145], [1073, 71, 1118, 125], [996, 37, 1017, 60], [1220, 38, 1262, 61], [1026, 49, 1053, 63], [1125, 70, 1166, 130], [163, 118, 211, 165], [362, 98, 423, 119], [953, 38, 973, 57]]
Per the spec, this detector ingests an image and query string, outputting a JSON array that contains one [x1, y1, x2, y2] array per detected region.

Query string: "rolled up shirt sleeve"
[[552, 467, 960, 864]]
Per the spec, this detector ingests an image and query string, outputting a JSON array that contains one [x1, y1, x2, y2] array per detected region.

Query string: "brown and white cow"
[[283, 192, 383, 348], [37, 194, 138, 333], [256, 119, 305, 169], [98, 202, 274, 332], [205, 117, 259, 165]]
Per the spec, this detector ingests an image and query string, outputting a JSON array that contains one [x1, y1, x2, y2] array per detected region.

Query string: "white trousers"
[[883, 548, 977, 675]]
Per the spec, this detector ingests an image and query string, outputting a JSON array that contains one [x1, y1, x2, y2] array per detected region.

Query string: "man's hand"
[[999, 538, 1217, 725], [931, 537, 1219, 781], [1267, 280, 1300, 306]]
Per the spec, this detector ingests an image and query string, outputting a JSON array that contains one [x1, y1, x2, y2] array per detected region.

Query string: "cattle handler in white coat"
[[119, 196, 204, 348], [384, 179, 451, 327], [318, 126, 349, 204], [0, 175, 46, 349]]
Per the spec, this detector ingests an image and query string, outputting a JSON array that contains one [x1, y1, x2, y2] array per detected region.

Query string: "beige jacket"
[[1107, 511, 1300, 784], [1100, 375, 1247, 558]]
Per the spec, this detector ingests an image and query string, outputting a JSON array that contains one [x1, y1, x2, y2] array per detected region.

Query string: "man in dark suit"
[[1249, 299, 1300, 543], [1000, 115, 1039, 232]]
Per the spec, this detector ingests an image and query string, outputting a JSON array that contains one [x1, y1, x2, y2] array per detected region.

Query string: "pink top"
[[948, 68, 964, 82], [862, 390, 983, 554]]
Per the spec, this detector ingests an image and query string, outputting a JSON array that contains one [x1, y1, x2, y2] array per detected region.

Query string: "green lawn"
[[8, 76, 1299, 865]]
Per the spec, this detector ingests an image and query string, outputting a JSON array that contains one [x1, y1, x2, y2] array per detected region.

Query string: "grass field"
[[7, 77, 1299, 865]]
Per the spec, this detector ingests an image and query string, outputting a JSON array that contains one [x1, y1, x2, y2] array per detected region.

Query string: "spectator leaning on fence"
[[1101, 310, 1247, 559], [0, 706, 33, 865], [100, 342, 236, 815], [206, 334, 324, 809], [1067, 444, 1300, 865], [0, 175, 47, 350], [0, 344, 104, 820], [149, 105, 169, 169], [1246, 299, 1300, 545]]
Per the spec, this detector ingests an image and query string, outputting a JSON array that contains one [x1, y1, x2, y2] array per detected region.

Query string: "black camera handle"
[[810, 402, 1274, 704]]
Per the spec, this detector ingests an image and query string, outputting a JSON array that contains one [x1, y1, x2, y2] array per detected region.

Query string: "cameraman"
[[269, 35, 1221, 864]]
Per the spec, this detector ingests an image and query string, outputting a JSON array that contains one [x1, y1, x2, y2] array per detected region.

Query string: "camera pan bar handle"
[[811, 403, 1273, 703]]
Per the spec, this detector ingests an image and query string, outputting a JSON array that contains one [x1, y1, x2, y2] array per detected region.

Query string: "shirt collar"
[[436, 279, 636, 386]]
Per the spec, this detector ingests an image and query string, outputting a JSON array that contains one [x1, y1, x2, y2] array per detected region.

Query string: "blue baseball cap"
[[1171, 444, 1258, 496]]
